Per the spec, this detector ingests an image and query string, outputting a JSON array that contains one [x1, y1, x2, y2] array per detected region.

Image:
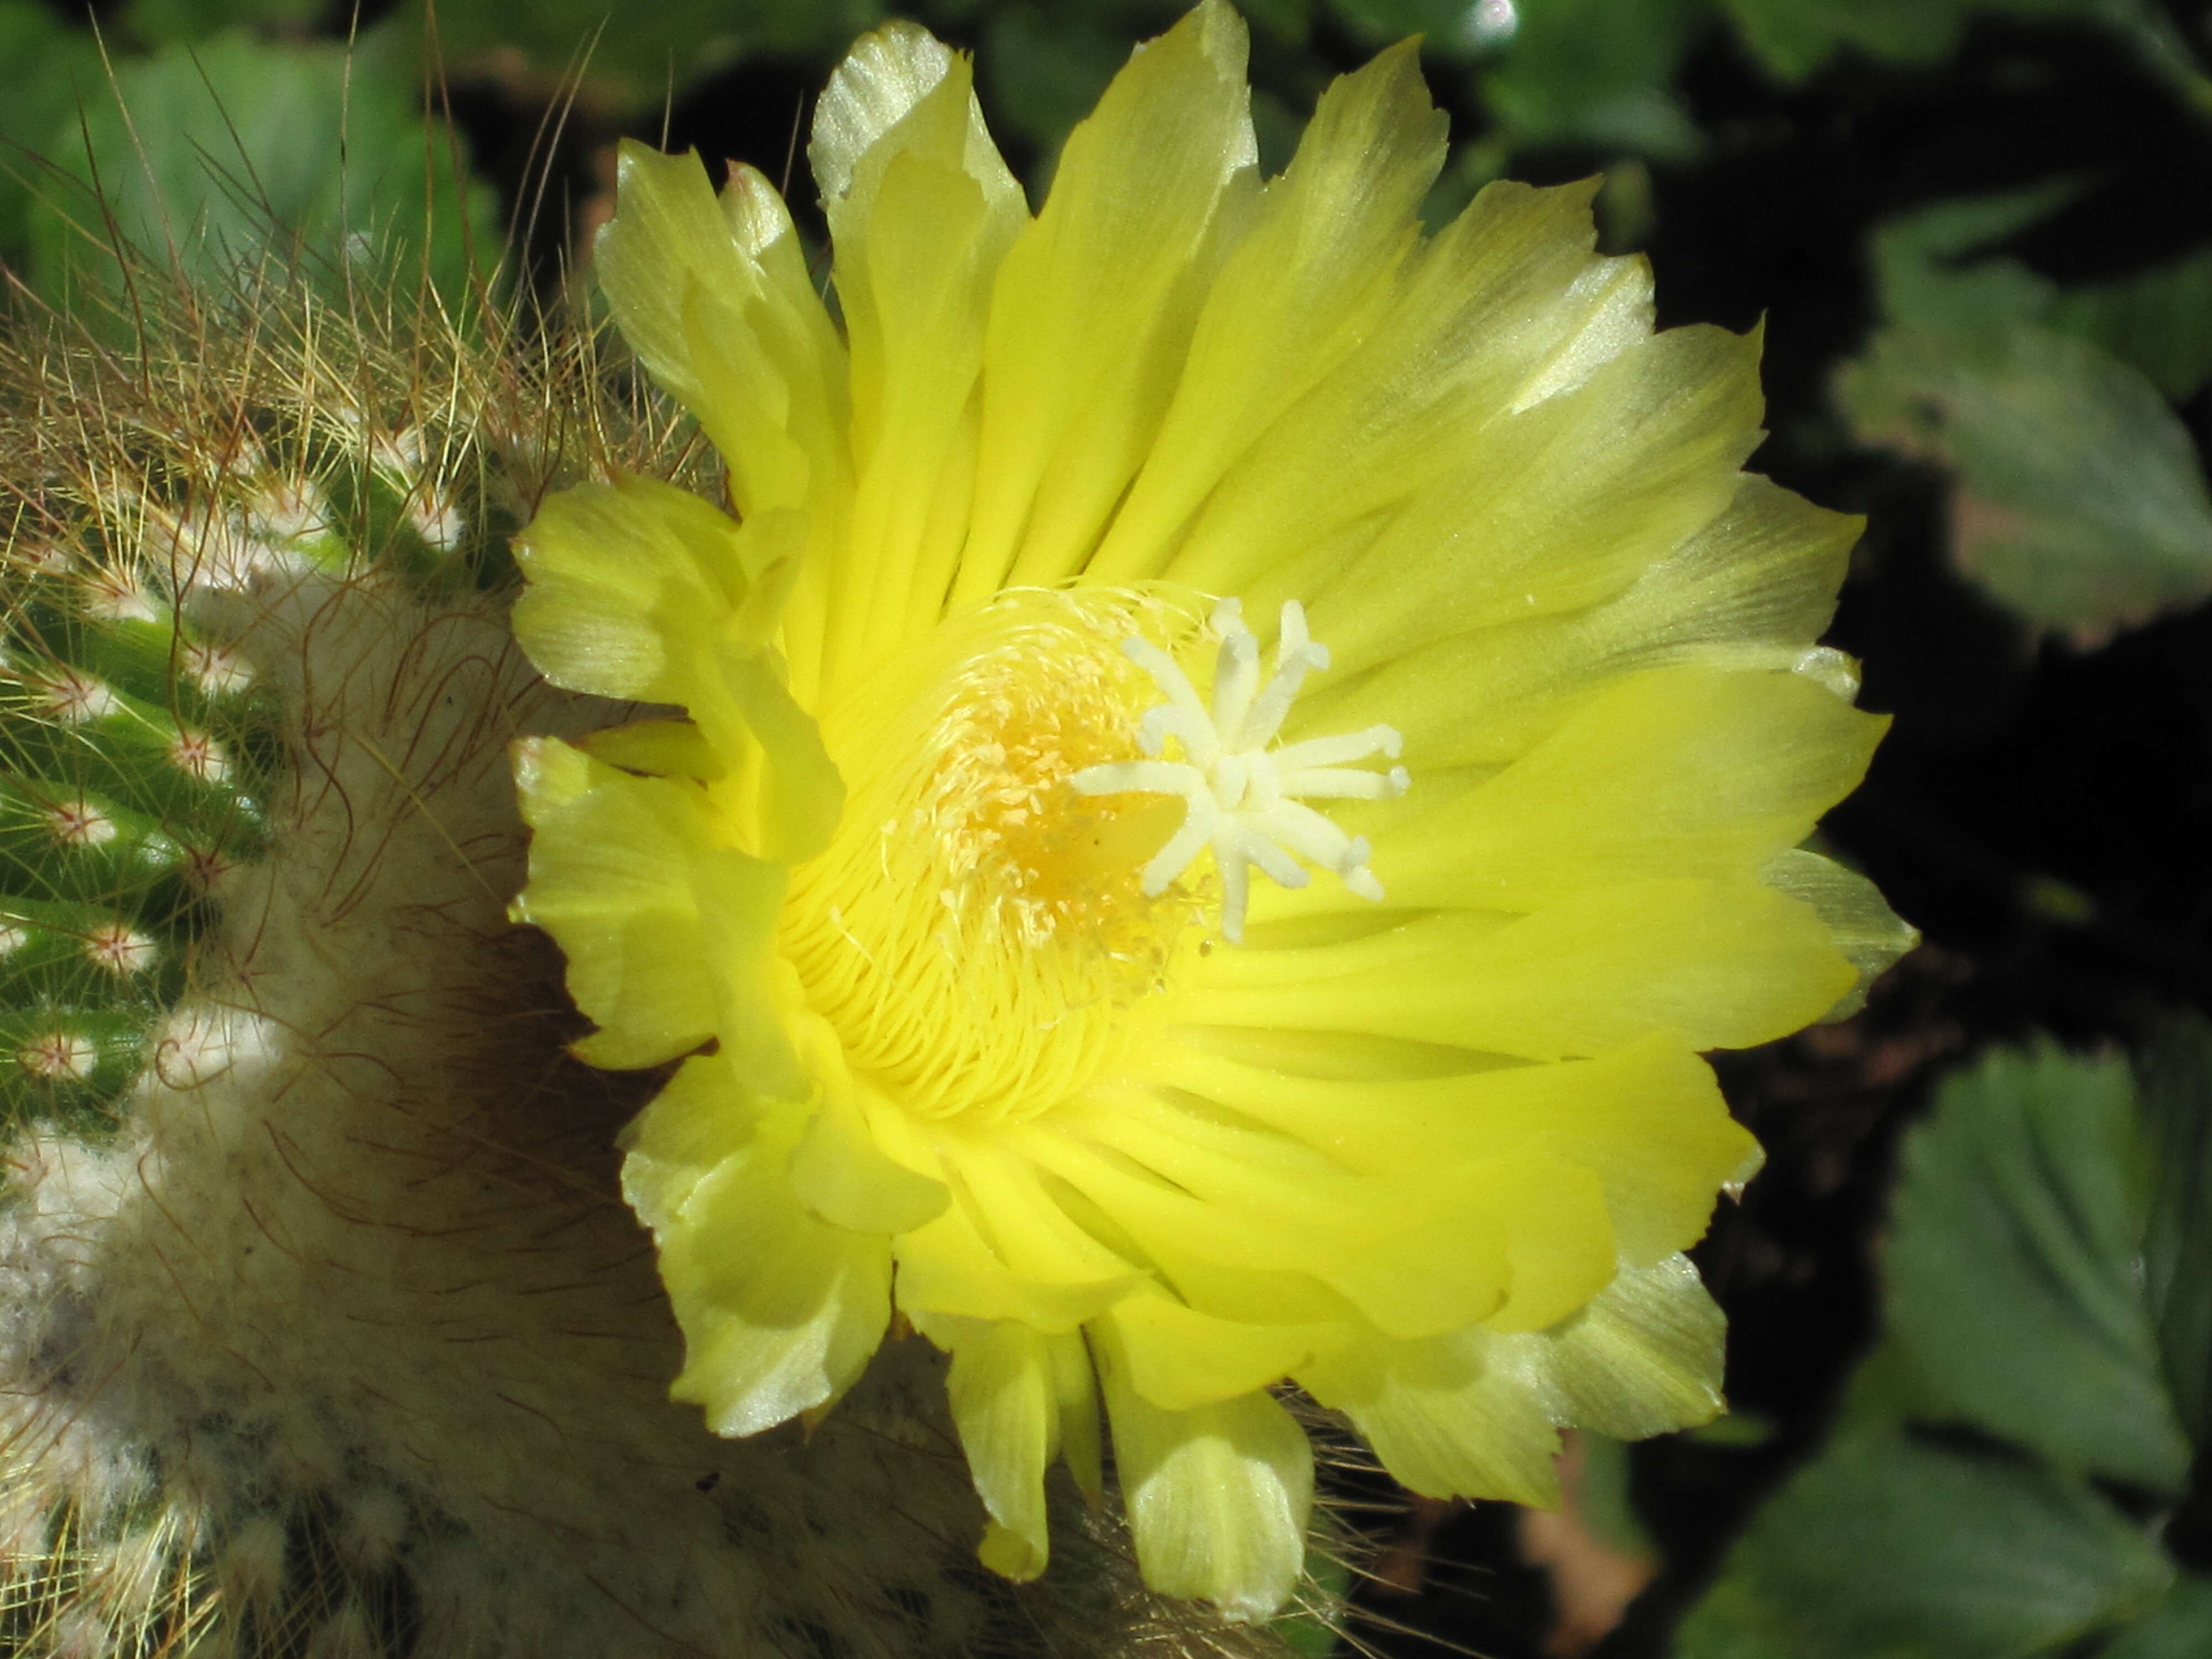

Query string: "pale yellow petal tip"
[[510, 733, 589, 820], [1763, 847, 1922, 1019], [811, 19, 958, 204], [607, 138, 714, 225], [1175, 0, 1251, 75], [977, 1521, 1048, 1583]]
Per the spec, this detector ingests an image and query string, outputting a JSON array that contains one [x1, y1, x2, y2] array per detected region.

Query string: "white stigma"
[[1070, 598, 1408, 944]]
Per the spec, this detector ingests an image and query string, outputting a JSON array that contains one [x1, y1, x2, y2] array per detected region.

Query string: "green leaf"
[[1720, 0, 2170, 83], [1870, 185, 2077, 335], [2048, 249, 2212, 400], [1884, 1046, 2195, 1491], [1851, 190, 2212, 635], [1874, 190, 2212, 402], [0, 0, 102, 262], [2134, 1020, 2212, 1450], [1674, 1428, 2175, 1659], [1837, 322, 2212, 640], [2099, 1575, 2212, 1659], [1475, 0, 1707, 156], [25, 30, 498, 313], [1721, 0, 1965, 81]]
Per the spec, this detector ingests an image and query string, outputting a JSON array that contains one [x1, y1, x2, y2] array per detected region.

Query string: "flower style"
[[508, 2, 1905, 1620]]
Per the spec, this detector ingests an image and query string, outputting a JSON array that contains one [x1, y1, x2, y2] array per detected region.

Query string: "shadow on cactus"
[[0, 52, 1305, 1659]]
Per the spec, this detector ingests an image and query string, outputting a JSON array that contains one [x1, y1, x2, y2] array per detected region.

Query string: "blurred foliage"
[[1837, 191, 2212, 639], [1679, 1032, 2212, 1659], [1679, 1427, 2173, 1657], [1884, 1046, 2194, 1491], [392, 0, 888, 108], [1719, 0, 2206, 88], [0, 0, 101, 255], [2138, 1024, 2212, 1449], [1, 3, 494, 310]]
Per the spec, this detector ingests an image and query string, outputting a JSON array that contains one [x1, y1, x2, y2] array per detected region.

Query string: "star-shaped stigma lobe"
[[1070, 598, 1410, 943]]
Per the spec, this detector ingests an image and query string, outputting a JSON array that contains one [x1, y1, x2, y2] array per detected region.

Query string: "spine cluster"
[[0, 508, 269, 1128]]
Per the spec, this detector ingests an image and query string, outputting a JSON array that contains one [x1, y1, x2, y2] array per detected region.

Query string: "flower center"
[[781, 589, 1406, 1125], [784, 591, 1203, 1124]]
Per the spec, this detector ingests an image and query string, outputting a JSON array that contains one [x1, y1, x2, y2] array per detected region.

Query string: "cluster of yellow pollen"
[[779, 587, 1414, 1129], [782, 590, 1212, 1125]]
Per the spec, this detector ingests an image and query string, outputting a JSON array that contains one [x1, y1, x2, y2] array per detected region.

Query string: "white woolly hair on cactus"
[[0, 88, 1334, 1659]]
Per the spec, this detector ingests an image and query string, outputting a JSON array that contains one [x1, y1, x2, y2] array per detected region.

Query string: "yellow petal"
[[1087, 39, 1444, 581], [618, 1052, 759, 1228], [950, 0, 1257, 605], [1019, 1111, 1511, 1339], [1136, 1032, 1757, 1270], [1092, 1326, 1312, 1621], [1096, 1289, 1351, 1411], [1079, 1082, 1611, 1335], [1046, 1327, 1105, 1504], [577, 718, 725, 781], [1299, 1320, 1564, 1507], [1537, 1252, 1729, 1439], [1181, 877, 1856, 1059], [622, 1058, 893, 1437], [1463, 1147, 1616, 1334], [595, 144, 848, 525], [514, 483, 842, 863], [684, 848, 808, 1099], [1296, 319, 1766, 674], [511, 473, 744, 704], [929, 1315, 1060, 1581], [707, 633, 846, 864], [787, 1081, 950, 1237], [1155, 176, 1651, 600], [1119, 1252, 1364, 1332], [1301, 472, 1860, 769], [1381, 664, 1887, 911], [894, 1199, 1135, 1332], [1762, 847, 1920, 1018], [810, 21, 1020, 213], [1452, 1041, 1761, 1272], [824, 149, 1011, 690], [1503, 1042, 1762, 1267], [943, 1135, 1149, 1286], [1300, 1253, 1727, 1506], [813, 31, 1026, 690], [510, 738, 722, 1070]]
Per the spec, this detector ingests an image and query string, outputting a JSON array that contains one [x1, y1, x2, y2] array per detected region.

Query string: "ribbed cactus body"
[[0, 565, 268, 1128]]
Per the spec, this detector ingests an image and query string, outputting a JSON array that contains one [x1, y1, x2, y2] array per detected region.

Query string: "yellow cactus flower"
[[508, 0, 1907, 1620]]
